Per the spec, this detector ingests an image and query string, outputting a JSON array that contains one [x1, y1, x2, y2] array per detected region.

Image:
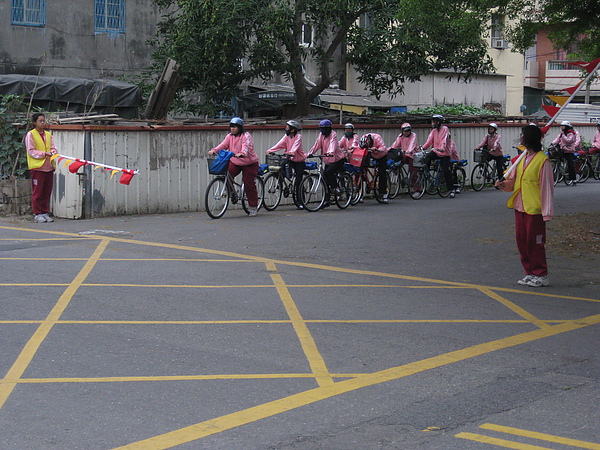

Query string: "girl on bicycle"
[[551, 120, 581, 185], [266, 120, 306, 208], [496, 124, 554, 288], [358, 133, 390, 203], [475, 123, 505, 180], [389, 123, 418, 175], [339, 123, 359, 159], [308, 119, 345, 203], [422, 114, 455, 198], [209, 117, 260, 216], [588, 121, 600, 155]]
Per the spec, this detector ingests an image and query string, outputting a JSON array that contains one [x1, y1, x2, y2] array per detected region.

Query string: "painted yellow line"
[[478, 288, 550, 329], [270, 273, 333, 387], [113, 314, 600, 449], [0, 239, 109, 411], [10, 373, 365, 384], [0, 258, 253, 262], [480, 424, 600, 449], [2, 224, 599, 303], [455, 432, 554, 449]]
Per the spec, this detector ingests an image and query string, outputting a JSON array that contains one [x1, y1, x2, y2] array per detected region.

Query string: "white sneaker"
[[382, 194, 389, 204], [526, 275, 549, 287], [248, 207, 258, 217], [449, 191, 456, 198], [34, 214, 47, 223], [42, 213, 53, 222], [517, 275, 534, 286]]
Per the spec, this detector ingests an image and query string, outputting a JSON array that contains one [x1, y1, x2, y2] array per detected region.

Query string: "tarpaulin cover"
[[0, 74, 141, 118]]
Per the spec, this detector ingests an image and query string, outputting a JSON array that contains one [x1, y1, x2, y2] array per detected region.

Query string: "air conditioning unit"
[[492, 39, 508, 49]]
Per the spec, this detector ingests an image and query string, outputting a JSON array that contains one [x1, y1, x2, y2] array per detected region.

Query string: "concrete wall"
[[0, 0, 158, 78], [49, 122, 599, 219]]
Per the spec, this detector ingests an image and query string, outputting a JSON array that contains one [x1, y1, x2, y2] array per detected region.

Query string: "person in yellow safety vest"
[[496, 124, 554, 288], [25, 113, 58, 223]]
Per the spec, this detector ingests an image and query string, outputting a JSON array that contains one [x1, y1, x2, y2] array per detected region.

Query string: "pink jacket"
[[360, 133, 388, 160], [308, 131, 344, 165], [592, 131, 600, 150], [339, 133, 359, 156], [551, 130, 581, 153], [212, 131, 258, 166], [390, 132, 418, 158], [267, 134, 305, 162], [476, 133, 503, 156], [422, 125, 451, 157]]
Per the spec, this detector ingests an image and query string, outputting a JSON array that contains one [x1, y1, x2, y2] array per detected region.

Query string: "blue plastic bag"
[[209, 150, 234, 175]]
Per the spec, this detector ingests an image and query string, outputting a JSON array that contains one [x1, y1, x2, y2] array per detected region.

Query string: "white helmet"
[[560, 120, 571, 127], [344, 123, 354, 129], [489, 123, 498, 130]]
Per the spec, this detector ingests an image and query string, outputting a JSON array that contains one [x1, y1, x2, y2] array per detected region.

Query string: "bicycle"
[[348, 151, 390, 204], [470, 148, 509, 191], [451, 158, 467, 192], [300, 155, 354, 211], [408, 149, 452, 199], [387, 158, 409, 198], [204, 156, 265, 219], [583, 147, 600, 180], [262, 153, 303, 211], [547, 144, 589, 186]]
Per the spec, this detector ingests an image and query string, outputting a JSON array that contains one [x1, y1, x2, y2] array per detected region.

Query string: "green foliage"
[[408, 104, 500, 116], [0, 95, 28, 179], [149, 0, 504, 116], [508, 0, 600, 61]]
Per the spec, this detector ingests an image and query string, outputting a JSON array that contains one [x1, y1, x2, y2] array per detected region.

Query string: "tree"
[[508, 0, 600, 61], [150, 0, 505, 117]]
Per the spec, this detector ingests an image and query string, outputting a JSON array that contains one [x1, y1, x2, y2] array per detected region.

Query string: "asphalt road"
[[1, 180, 599, 449]]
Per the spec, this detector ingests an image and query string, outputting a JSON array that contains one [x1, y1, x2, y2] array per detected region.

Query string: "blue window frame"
[[11, 0, 46, 27], [95, 0, 125, 33]]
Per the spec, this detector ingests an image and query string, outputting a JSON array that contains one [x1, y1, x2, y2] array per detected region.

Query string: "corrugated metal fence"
[[50, 123, 599, 218]]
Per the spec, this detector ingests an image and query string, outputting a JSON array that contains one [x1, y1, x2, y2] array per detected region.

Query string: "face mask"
[[345, 131, 353, 138], [285, 128, 292, 136], [321, 128, 331, 137]]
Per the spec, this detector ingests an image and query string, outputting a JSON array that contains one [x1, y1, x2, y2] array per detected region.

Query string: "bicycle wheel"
[[551, 158, 564, 185], [335, 173, 353, 209], [471, 164, 486, 191], [455, 167, 466, 192], [387, 168, 401, 199], [437, 169, 450, 198], [242, 176, 264, 214], [374, 170, 390, 203], [425, 167, 438, 195], [577, 159, 590, 183], [262, 173, 282, 211], [350, 172, 363, 205], [205, 177, 230, 219], [408, 170, 426, 200], [400, 165, 410, 193], [593, 156, 600, 180], [300, 174, 326, 212]]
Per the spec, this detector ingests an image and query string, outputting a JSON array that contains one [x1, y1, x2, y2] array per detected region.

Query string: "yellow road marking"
[[0, 239, 109, 411], [114, 314, 600, 449], [270, 273, 333, 387], [478, 288, 550, 329], [480, 424, 600, 449], [456, 432, 554, 449]]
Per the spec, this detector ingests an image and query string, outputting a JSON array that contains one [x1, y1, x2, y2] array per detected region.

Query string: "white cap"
[[560, 120, 571, 127]]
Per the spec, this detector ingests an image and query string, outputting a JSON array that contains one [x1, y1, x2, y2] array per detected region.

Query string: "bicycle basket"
[[412, 151, 428, 168], [266, 153, 286, 169], [387, 148, 403, 162], [547, 144, 563, 159], [473, 149, 491, 163]]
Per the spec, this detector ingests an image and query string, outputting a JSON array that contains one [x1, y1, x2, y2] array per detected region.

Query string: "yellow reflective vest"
[[26, 129, 56, 170], [507, 151, 548, 215]]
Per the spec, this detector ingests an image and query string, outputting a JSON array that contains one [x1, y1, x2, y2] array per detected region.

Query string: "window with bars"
[[95, 0, 125, 33], [11, 0, 46, 27]]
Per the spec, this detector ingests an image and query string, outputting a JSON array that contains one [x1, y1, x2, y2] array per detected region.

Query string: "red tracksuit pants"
[[514, 210, 548, 277], [31, 170, 54, 215]]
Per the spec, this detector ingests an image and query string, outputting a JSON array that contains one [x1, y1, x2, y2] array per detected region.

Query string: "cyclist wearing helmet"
[[209, 117, 260, 216], [389, 123, 418, 174], [266, 120, 306, 208], [308, 119, 345, 202], [422, 114, 455, 198], [475, 122, 505, 180], [589, 121, 600, 155], [339, 123, 359, 158], [551, 120, 581, 185], [358, 132, 390, 203]]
